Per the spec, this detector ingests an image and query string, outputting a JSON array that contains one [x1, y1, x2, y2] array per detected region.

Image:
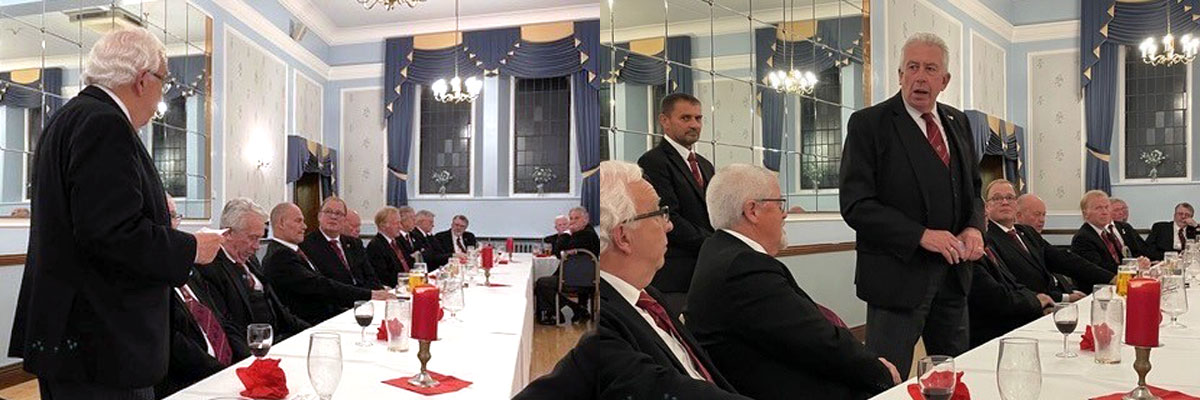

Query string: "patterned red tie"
[[1101, 228, 1122, 264], [180, 286, 232, 365], [985, 247, 1000, 264], [1007, 229, 1030, 255], [329, 240, 356, 284], [687, 152, 705, 189], [391, 239, 410, 272], [921, 113, 950, 167], [635, 292, 714, 382]]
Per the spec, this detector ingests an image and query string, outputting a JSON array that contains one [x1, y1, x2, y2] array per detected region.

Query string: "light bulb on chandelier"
[[356, 0, 425, 10], [432, 75, 482, 104], [1141, 2, 1199, 66], [767, 69, 818, 95]]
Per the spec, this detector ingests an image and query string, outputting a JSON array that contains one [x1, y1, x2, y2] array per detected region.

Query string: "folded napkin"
[[1091, 386, 1200, 400], [236, 358, 289, 400], [1080, 324, 1116, 352], [378, 318, 405, 341], [383, 371, 473, 395], [498, 260, 509, 265], [906, 371, 970, 400]]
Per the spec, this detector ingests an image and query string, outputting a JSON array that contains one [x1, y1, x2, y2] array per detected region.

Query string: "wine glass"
[[917, 355, 955, 400], [1161, 269, 1189, 329], [247, 323, 273, 359], [442, 274, 465, 321], [353, 301, 374, 347], [1052, 302, 1078, 358], [997, 337, 1042, 400], [307, 332, 342, 400]]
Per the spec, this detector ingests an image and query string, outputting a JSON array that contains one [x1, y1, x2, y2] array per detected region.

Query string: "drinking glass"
[[917, 356, 955, 400], [1090, 285, 1123, 364], [307, 332, 342, 400], [247, 323, 273, 358], [396, 272, 411, 297], [997, 337, 1042, 400], [1118, 260, 1138, 296], [384, 299, 410, 352], [1161, 269, 1189, 329], [1052, 302, 1078, 358], [442, 273, 465, 321], [353, 301, 374, 347]]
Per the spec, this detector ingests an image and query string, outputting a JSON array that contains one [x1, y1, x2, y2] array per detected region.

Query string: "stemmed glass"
[[917, 356, 956, 400], [353, 301, 374, 347], [997, 337, 1042, 400], [1053, 302, 1078, 358], [1161, 268, 1189, 329], [247, 323, 273, 359], [307, 332, 342, 400]]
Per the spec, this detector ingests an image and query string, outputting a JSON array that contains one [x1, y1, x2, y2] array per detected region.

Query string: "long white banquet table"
[[167, 253, 538, 399], [871, 286, 1200, 399]]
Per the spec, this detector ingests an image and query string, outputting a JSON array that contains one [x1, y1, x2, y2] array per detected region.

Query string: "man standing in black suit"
[[637, 93, 715, 312], [839, 32, 985, 375], [197, 198, 310, 342], [300, 197, 378, 289], [692, 164, 899, 399], [367, 206, 415, 287], [1072, 191, 1151, 273], [263, 203, 391, 324], [1146, 202, 1199, 259], [434, 215, 477, 255], [8, 28, 225, 400]]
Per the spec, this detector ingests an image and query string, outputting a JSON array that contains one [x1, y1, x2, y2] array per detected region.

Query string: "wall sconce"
[[245, 132, 273, 170]]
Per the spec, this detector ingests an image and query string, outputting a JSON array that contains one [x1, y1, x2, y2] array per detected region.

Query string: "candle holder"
[[408, 339, 440, 388], [1123, 346, 1160, 400], [483, 268, 492, 286]]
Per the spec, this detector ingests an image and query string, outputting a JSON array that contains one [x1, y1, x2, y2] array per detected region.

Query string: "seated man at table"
[[687, 164, 899, 400], [158, 273, 249, 398], [532, 207, 603, 324], [197, 198, 310, 343], [434, 214, 478, 255], [1146, 202, 1199, 260], [412, 210, 450, 268], [301, 197, 379, 289], [367, 206, 415, 286], [1111, 197, 1152, 259], [339, 208, 383, 289], [542, 215, 570, 256], [968, 243, 1055, 347], [263, 202, 391, 324], [1016, 194, 1048, 233], [1072, 190, 1152, 273]]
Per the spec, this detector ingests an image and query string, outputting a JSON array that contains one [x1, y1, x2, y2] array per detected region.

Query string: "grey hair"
[[569, 206, 589, 219], [598, 160, 645, 254], [397, 206, 415, 216], [416, 210, 435, 219], [82, 28, 167, 88], [220, 197, 267, 231], [900, 32, 950, 72], [706, 164, 778, 230]]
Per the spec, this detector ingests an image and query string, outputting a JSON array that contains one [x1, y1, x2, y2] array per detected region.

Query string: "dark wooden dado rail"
[[0, 254, 25, 267], [776, 241, 856, 257]]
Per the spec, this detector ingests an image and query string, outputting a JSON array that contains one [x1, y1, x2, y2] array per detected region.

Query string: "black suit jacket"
[[1115, 221, 1151, 259], [261, 240, 370, 324], [514, 326, 750, 400], [411, 228, 450, 268], [299, 231, 380, 289], [839, 93, 985, 309], [968, 249, 1046, 348], [637, 139, 715, 293], [196, 250, 310, 341], [687, 231, 894, 400], [1014, 224, 1114, 292], [1071, 223, 1147, 273], [543, 232, 570, 257], [986, 221, 1067, 299], [156, 276, 250, 398], [367, 233, 414, 286], [434, 229, 477, 254], [8, 86, 198, 388], [1145, 221, 1198, 260], [563, 225, 602, 257]]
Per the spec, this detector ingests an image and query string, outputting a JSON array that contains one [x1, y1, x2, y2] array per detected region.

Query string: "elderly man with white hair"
[[688, 164, 899, 400], [8, 28, 225, 399]]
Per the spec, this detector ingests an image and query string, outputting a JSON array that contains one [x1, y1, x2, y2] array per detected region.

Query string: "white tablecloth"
[[166, 254, 537, 400], [531, 256, 559, 280], [871, 286, 1200, 399]]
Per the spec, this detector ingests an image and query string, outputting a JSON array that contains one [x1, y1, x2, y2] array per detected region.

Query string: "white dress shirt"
[[1173, 223, 1187, 250], [1090, 223, 1128, 254], [598, 270, 705, 380], [664, 134, 694, 163], [903, 100, 950, 155], [174, 284, 216, 358], [221, 247, 262, 291], [272, 237, 316, 271], [723, 229, 767, 255]]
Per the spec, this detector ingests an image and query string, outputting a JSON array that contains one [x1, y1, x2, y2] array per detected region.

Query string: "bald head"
[[270, 202, 307, 244], [1015, 194, 1047, 233], [342, 209, 362, 238]]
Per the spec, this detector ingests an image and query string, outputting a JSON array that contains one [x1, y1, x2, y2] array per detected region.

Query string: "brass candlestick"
[[1123, 346, 1160, 400], [484, 268, 492, 286], [408, 339, 440, 388]]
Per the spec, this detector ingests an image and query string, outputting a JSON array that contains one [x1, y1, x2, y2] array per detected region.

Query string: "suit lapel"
[[990, 222, 1040, 269], [660, 141, 706, 199], [890, 98, 935, 215], [598, 280, 691, 375], [218, 251, 253, 315]]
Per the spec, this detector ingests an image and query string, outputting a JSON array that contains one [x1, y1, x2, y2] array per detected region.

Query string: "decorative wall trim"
[[0, 362, 33, 390], [954, 0, 1013, 39], [303, 4, 600, 46], [328, 63, 385, 81], [0, 254, 26, 267], [777, 241, 856, 257], [209, 0, 331, 76], [1012, 20, 1078, 43]]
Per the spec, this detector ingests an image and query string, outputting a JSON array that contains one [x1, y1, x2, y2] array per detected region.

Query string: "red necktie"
[[985, 247, 999, 264], [815, 303, 848, 329], [1007, 229, 1030, 255], [687, 152, 705, 189], [329, 240, 356, 284], [635, 292, 714, 382], [1178, 227, 1187, 250], [391, 239, 410, 272], [921, 113, 950, 167], [456, 236, 466, 253], [180, 286, 232, 365], [296, 248, 313, 268], [1101, 228, 1122, 264]]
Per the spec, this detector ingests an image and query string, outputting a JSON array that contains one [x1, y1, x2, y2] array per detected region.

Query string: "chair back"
[[560, 249, 597, 289]]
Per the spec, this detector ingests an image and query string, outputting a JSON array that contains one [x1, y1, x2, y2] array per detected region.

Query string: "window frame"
[[412, 84, 478, 199], [1117, 45, 1194, 183], [507, 75, 577, 198]]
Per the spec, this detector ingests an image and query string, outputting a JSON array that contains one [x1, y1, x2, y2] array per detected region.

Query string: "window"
[[153, 96, 188, 197], [1123, 47, 1189, 180], [512, 76, 572, 194], [600, 85, 611, 161], [799, 68, 842, 189], [418, 86, 473, 195]]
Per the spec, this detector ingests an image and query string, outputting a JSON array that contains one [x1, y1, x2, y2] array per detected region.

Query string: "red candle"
[[481, 246, 493, 270], [1125, 278, 1161, 347], [411, 285, 440, 341], [505, 238, 514, 253]]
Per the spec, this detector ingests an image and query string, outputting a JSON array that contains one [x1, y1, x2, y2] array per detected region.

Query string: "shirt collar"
[[991, 220, 1016, 233], [93, 84, 132, 125], [398, 230, 410, 239], [383, 234, 395, 244], [322, 231, 340, 243], [663, 134, 693, 162], [599, 270, 641, 307], [903, 99, 940, 124], [1090, 222, 1114, 236], [272, 237, 299, 252], [723, 229, 767, 255]]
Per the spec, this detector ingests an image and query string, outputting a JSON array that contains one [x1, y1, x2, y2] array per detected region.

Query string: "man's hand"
[[879, 357, 902, 385], [956, 227, 985, 261], [1184, 217, 1198, 227], [1036, 293, 1055, 309], [371, 290, 396, 300], [193, 231, 225, 264], [1068, 290, 1086, 302], [1137, 257, 1151, 269], [921, 229, 965, 265]]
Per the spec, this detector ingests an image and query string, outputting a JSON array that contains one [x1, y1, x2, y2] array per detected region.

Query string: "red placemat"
[[1091, 386, 1199, 400], [383, 371, 472, 395]]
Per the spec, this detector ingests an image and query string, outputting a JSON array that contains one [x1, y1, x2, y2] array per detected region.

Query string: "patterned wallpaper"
[[695, 78, 758, 167], [340, 88, 387, 215], [886, 0, 963, 107], [294, 71, 323, 143], [1028, 51, 1083, 212], [224, 29, 287, 210], [971, 32, 1006, 118]]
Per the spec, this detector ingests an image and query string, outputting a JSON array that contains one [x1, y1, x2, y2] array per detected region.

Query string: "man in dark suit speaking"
[[839, 32, 985, 375], [8, 28, 225, 400], [637, 93, 715, 312]]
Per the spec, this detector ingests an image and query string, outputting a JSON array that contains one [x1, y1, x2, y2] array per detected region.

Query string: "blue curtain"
[[384, 37, 415, 206], [0, 68, 63, 115], [1085, 42, 1117, 194], [755, 28, 784, 171], [165, 55, 206, 102], [322, 149, 338, 195], [464, 27, 520, 75], [965, 110, 1027, 191], [286, 134, 338, 191], [573, 20, 601, 224], [610, 36, 693, 94]]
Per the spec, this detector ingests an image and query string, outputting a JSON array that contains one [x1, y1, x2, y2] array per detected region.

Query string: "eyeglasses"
[[755, 198, 787, 211], [321, 209, 347, 217], [988, 194, 1018, 203], [147, 70, 175, 94], [621, 206, 669, 225], [170, 212, 183, 221]]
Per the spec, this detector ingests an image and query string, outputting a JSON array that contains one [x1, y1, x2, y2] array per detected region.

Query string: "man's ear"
[[609, 225, 632, 254]]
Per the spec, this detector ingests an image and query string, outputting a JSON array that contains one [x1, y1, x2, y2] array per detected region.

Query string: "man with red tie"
[[840, 32, 985, 377], [1145, 202, 1199, 260], [637, 93, 716, 313], [433, 215, 477, 257], [367, 206, 416, 287], [1072, 190, 1152, 273], [158, 274, 249, 398], [301, 197, 376, 289]]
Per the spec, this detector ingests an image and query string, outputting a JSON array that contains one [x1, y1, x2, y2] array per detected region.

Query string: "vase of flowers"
[[532, 167, 556, 195], [432, 170, 454, 195], [1140, 150, 1167, 182]]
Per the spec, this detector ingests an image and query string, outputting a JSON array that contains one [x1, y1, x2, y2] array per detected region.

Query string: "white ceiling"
[[306, 0, 596, 29]]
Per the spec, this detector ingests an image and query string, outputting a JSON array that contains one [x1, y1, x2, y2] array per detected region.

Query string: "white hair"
[[82, 28, 167, 89], [220, 197, 267, 231], [900, 32, 950, 72], [569, 206, 589, 219], [598, 160, 645, 254], [707, 164, 778, 230], [416, 210, 435, 219]]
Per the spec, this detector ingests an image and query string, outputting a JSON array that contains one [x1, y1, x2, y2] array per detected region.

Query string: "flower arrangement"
[[532, 167, 556, 195], [432, 170, 454, 195], [1139, 149, 1167, 181]]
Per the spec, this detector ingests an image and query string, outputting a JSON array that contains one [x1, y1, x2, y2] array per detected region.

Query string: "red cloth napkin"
[[498, 260, 509, 265], [236, 358, 289, 399], [378, 318, 405, 341], [383, 371, 472, 395], [906, 371, 970, 400], [1080, 324, 1116, 351], [1091, 386, 1200, 400]]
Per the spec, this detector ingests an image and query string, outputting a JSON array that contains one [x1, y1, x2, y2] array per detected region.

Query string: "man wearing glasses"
[[301, 197, 377, 289]]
